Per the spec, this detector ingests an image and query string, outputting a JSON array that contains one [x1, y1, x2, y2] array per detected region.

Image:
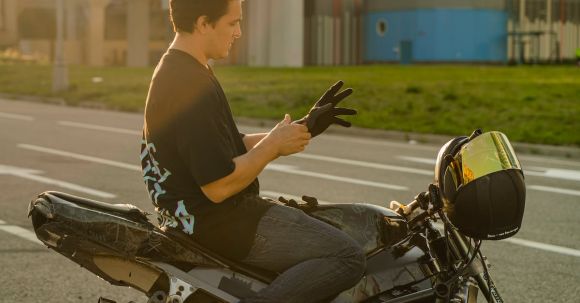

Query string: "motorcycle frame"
[[391, 186, 505, 303], [28, 190, 505, 303]]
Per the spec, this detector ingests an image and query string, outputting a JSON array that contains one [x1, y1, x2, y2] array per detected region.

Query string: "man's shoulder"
[[154, 53, 212, 85], [150, 56, 217, 103]]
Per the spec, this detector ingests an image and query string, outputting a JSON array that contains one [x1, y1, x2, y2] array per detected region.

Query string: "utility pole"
[[53, 0, 68, 93], [547, 0, 553, 62], [518, 0, 526, 64]]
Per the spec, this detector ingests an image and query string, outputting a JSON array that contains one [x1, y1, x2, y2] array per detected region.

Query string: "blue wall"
[[364, 9, 508, 63]]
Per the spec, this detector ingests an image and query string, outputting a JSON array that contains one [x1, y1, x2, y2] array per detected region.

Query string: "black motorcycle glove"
[[294, 80, 357, 138]]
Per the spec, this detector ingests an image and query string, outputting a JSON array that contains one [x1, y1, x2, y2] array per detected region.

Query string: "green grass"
[[1, 61, 579, 146]]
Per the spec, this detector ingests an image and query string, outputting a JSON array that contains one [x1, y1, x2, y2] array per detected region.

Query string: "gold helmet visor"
[[446, 131, 522, 189]]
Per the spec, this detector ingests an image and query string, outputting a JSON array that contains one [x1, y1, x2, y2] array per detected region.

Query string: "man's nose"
[[234, 25, 242, 39]]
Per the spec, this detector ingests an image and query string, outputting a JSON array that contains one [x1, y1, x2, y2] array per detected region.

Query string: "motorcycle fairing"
[[27, 191, 223, 292], [330, 244, 433, 303]]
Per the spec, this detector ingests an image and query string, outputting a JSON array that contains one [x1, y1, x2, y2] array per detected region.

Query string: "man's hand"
[[202, 114, 309, 203], [295, 80, 357, 137], [266, 114, 311, 157]]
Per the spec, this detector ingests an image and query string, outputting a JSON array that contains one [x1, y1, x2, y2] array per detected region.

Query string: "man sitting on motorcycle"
[[140, 0, 364, 302]]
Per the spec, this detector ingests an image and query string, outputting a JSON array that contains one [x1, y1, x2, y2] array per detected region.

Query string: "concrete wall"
[[0, 0, 19, 46], [246, 0, 304, 67], [86, 0, 110, 66], [126, 0, 149, 67]]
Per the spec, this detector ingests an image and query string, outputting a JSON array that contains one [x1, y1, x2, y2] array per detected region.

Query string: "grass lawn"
[[0, 61, 578, 146]]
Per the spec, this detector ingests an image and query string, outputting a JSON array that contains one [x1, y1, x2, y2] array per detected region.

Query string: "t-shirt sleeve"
[[175, 79, 236, 186]]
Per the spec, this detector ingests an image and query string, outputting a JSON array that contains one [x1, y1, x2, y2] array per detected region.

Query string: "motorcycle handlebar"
[[390, 199, 419, 217], [390, 190, 438, 230]]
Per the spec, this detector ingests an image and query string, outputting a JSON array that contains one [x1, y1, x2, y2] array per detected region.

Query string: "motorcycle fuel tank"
[[307, 203, 409, 254]]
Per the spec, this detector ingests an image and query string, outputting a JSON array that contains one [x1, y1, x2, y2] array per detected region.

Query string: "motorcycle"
[[28, 129, 524, 303]]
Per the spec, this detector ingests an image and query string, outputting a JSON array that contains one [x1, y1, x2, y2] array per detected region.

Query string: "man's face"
[[205, 0, 242, 60]]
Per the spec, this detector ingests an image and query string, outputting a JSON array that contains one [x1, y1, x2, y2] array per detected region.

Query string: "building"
[[0, 0, 167, 67], [506, 0, 580, 63], [0, 0, 578, 67], [363, 1, 509, 63]]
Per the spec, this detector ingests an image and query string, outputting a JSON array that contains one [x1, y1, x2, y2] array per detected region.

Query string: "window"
[[376, 19, 388, 37]]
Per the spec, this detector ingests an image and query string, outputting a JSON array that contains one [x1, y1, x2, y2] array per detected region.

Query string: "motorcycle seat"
[[37, 192, 279, 283], [40, 191, 150, 224]]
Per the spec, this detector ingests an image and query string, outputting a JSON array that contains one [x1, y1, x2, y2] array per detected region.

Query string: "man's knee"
[[340, 240, 367, 284]]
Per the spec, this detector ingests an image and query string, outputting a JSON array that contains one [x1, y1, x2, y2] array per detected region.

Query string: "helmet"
[[435, 131, 526, 240]]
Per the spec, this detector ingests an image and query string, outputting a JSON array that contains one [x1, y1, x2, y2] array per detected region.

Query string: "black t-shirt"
[[141, 49, 272, 260]]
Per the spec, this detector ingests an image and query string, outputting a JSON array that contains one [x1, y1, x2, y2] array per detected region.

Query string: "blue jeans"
[[241, 204, 366, 303]]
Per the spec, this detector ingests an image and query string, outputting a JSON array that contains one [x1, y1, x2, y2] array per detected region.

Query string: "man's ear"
[[194, 15, 211, 34]]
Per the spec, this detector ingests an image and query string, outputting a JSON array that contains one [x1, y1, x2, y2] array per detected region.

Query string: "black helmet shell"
[[437, 131, 526, 240]]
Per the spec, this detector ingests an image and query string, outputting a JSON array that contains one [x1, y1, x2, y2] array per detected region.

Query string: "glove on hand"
[[294, 81, 357, 137]]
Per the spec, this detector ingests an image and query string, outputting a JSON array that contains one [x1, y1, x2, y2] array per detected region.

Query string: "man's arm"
[[242, 133, 268, 151], [202, 115, 310, 203]]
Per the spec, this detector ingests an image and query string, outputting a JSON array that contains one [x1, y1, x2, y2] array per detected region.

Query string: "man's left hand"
[[294, 81, 357, 138]]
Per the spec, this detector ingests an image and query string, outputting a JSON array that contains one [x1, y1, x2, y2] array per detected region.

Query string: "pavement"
[[0, 97, 579, 303], [3, 93, 580, 160], [235, 117, 580, 160]]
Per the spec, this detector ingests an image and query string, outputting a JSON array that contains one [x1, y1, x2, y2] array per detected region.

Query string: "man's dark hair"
[[169, 0, 234, 33]]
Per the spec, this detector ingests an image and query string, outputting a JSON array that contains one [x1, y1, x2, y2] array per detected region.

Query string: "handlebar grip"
[[390, 200, 419, 216]]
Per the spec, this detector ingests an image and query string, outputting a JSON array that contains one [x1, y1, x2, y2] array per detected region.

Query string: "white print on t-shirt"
[[175, 200, 195, 235], [156, 203, 195, 235], [141, 139, 172, 204], [157, 208, 179, 229]]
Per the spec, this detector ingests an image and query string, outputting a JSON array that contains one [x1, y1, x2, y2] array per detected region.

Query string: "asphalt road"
[[0, 98, 579, 303]]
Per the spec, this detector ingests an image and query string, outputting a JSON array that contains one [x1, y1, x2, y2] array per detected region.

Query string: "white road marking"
[[293, 154, 433, 175], [19, 144, 141, 171], [0, 112, 34, 121], [55, 120, 440, 152], [519, 155, 580, 168], [322, 134, 439, 151], [431, 222, 580, 258], [399, 156, 580, 185], [17, 143, 580, 197], [528, 185, 580, 197], [55, 121, 429, 177], [504, 237, 580, 258], [0, 164, 115, 199], [266, 163, 408, 191], [0, 219, 43, 245], [525, 166, 580, 182], [51, 120, 580, 179], [0, 224, 43, 245], [58, 121, 141, 135], [21, 144, 409, 191]]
